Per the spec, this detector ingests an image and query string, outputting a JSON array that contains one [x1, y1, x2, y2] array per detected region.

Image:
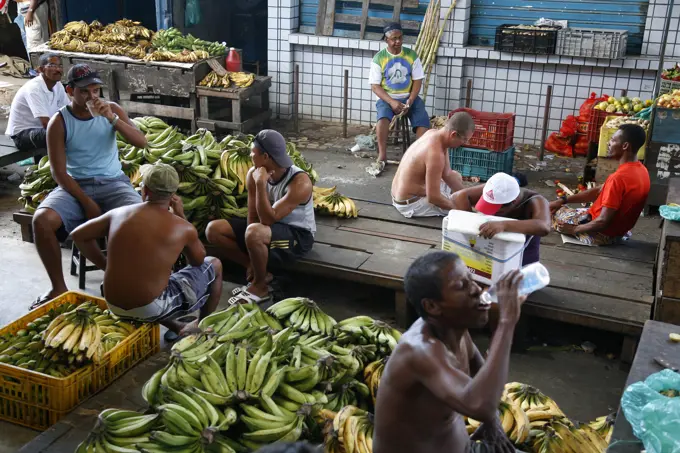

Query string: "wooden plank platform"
[[0, 135, 46, 168], [292, 200, 657, 355]]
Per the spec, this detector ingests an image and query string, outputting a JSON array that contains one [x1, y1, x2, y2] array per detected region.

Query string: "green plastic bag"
[[185, 0, 202, 27], [621, 369, 680, 453]]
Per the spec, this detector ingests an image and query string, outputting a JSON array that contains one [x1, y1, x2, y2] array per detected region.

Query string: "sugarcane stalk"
[[422, 1, 456, 101]]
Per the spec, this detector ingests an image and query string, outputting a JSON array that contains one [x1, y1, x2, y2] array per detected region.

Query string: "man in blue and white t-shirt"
[[368, 22, 430, 168]]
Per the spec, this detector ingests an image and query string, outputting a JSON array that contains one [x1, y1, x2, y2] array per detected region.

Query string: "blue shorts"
[[36, 173, 142, 233], [376, 96, 430, 131], [107, 258, 217, 323]]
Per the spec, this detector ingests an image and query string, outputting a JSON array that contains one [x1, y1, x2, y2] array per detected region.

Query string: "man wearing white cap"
[[452, 172, 551, 266]]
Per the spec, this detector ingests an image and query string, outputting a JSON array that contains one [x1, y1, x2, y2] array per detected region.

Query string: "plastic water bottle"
[[481, 262, 550, 304], [226, 48, 242, 72]]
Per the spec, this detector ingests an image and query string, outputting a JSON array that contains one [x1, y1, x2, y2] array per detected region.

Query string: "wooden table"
[[0, 135, 45, 168], [653, 177, 680, 324], [606, 320, 680, 452], [288, 199, 657, 361], [195, 76, 272, 133], [29, 46, 216, 133]]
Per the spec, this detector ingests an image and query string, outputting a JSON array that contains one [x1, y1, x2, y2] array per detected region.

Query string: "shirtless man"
[[71, 164, 223, 334], [373, 251, 524, 453], [391, 112, 474, 218]]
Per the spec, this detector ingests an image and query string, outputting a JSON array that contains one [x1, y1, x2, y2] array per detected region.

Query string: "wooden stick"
[[423, 1, 456, 100]]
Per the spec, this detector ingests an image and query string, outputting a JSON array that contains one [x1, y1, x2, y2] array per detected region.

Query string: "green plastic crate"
[[449, 146, 515, 181]]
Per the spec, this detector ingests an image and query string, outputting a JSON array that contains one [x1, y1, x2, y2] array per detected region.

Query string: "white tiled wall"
[[267, 0, 680, 145]]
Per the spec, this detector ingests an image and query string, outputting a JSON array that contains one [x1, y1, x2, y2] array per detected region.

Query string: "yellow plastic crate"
[[597, 115, 646, 160], [0, 291, 159, 430]]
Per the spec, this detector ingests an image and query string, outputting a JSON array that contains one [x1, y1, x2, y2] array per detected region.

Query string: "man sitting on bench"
[[30, 64, 148, 309], [391, 112, 474, 218], [206, 129, 315, 306], [369, 22, 430, 172], [5, 53, 69, 153], [71, 164, 223, 336], [550, 124, 650, 246]]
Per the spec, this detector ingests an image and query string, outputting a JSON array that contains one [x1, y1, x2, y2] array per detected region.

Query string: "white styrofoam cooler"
[[442, 210, 526, 286]]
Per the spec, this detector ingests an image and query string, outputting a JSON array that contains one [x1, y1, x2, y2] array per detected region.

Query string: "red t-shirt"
[[588, 162, 650, 237]]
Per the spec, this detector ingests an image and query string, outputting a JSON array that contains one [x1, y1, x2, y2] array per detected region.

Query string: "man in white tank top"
[[206, 130, 315, 305]]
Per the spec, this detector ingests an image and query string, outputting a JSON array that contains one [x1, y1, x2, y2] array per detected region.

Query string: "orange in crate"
[[0, 291, 159, 430]]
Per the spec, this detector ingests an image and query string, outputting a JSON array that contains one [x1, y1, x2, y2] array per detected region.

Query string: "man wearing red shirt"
[[550, 124, 650, 246]]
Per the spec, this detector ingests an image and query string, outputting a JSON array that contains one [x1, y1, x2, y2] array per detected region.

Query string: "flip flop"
[[29, 293, 54, 311], [366, 160, 386, 177], [231, 283, 275, 296], [227, 290, 272, 307]]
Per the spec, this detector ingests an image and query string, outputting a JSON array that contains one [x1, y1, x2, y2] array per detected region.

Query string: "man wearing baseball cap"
[[71, 163, 223, 336], [452, 172, 551, 266], [206, 129, 315, 305], [30, 63, 148, 309]]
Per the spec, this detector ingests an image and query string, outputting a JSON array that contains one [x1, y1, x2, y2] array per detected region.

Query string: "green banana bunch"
[[267, 297, 337, 335], [335, 316, 402, 351], [239, 400, 307, 450], [75, 408, 159, 453]]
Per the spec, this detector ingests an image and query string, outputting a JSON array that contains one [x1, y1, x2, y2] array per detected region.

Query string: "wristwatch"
[[109, 113, 120, 127], [559, 195, 568, 204]]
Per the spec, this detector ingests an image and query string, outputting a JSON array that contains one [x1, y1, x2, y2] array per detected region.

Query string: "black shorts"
[[12, 128, 47, 151], [226, 217, 314, 267]]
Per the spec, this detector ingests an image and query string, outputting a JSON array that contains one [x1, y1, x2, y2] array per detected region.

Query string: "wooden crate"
[[653, 177, 680, 324]]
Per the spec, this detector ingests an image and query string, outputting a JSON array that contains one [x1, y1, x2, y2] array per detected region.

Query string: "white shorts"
[[392, 181, 452, 218], [21, 2, 49, 52]]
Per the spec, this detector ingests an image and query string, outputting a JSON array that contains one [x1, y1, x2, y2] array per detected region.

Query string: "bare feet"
[[30, 287, 68, 310], [246, 267, 273, 285], [179, 320, 200, 336]]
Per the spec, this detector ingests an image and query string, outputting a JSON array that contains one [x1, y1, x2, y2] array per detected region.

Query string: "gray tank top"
[[267, 165, 316, 235]]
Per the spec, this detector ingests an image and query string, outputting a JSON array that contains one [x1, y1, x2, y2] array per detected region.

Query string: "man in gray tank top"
[[30, 64, 148, 309], [206, 129, 315, 305]]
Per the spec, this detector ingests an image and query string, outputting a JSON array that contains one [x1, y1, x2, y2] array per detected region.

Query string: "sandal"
[[231, 283, 275, 296], [366, 160, 386, 177], [30, 293, 55, 311], [227, 290, 272, 307]]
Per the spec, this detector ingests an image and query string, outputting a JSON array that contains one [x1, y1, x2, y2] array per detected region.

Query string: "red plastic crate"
[[587, 107, 625, 143], [448, 108, 515, 152]]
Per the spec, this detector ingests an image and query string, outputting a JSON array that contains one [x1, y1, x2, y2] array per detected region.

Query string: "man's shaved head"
[[445, 112, 475, 136]]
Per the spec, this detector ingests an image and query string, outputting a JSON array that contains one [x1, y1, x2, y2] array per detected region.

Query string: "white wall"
[[268, 0, 680, 145]]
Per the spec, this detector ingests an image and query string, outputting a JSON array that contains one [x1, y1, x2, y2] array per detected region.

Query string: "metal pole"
[[294, 65, 299, 134], [343, 69, 349, 138], [539, 85, 553, 161], [465, 79, 472, 108], [649, 0, 676, 138]]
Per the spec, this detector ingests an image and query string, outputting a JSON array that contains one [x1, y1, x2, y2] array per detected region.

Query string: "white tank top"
[[267, 165, 316, 235]]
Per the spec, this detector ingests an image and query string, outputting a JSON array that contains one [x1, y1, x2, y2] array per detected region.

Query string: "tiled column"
[[440, 0, 470, 47], [642, 0, 680, 58], [268, 0, 299, 119]]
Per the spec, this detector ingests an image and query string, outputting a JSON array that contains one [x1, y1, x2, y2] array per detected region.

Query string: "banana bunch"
[[144, 49, 209, 63], [220, 146, 253, 195], [152, 28, 226, 56], [363, 358, 386, 405], [267, 297, 338, 335], [504, 382, 564, 416], [18, 155, 56, 214], [335, 316, 401, 351], [75, 408, 159, 453], [199, 303, 282, 340], [229, 72, 256, 88], [324, 406, 374, 453], [239, 401, 306, 450], [587, 413, 615, 444], [200, 71, 231, 88], [287, 142, 319, 183], [314, 192, 358, 218], [531, 419, 608, 453], [323, 380, 371, 412], [64, 21, 91, 39]]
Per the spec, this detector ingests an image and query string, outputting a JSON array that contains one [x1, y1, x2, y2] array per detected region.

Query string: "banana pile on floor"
[[0, 300, 138, 377], [17, 116, 354, 234], [312, 187, 358, 219], [199, 71, 257, 89], [465, 382, 615, 453], [77, 298, 400, 452]]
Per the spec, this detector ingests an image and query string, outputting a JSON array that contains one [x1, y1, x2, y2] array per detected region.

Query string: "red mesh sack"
[[545, 132, 573, 157]]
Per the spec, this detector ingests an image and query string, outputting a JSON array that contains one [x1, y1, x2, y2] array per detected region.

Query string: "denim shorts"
[[36, 173, 142, 232], [376, 95, 430, 130], [107, 258, 216, 323]]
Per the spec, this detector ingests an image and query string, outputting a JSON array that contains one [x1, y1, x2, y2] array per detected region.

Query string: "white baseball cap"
[[474, 173, 521, 215]]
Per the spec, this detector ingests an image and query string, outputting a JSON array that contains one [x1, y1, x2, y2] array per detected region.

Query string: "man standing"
[[5, 53, 69, 152], [391, 112, 474, 218], [206, 130, 315, 305], [373, 251, 524, 453], [452, 172, 551, 266], [31, 64, 147, 309], [16, 0, 49, 53], [369, 23, 430, 170], [71, 164, 223, 335], [550, 124, 650, 246]]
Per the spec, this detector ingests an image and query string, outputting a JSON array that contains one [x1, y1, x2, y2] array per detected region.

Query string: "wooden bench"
[[289, 199, 657, 362], [0, 135, 46, 169]]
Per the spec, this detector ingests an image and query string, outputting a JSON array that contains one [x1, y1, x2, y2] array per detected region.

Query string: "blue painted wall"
[[62, 0, 157, 29], [469, 0, 649, 55]]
